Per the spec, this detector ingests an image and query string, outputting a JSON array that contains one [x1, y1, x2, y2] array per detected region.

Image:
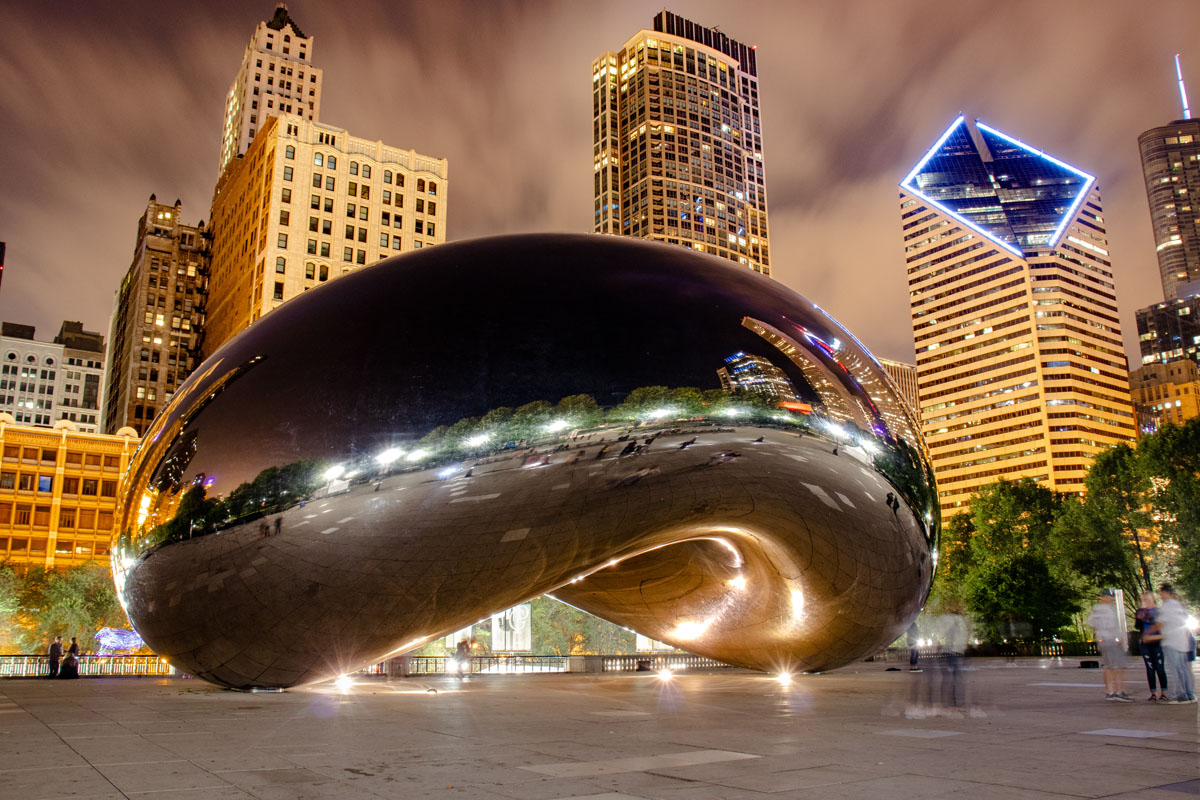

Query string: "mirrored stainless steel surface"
[[114, 234, 938, 689]]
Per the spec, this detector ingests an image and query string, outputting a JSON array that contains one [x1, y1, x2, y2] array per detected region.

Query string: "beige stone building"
[[0, 418, 138, 569], [1130, 358, 1200, 433], [205, 114, 448, 356], [103, 197, 209, 436], [0, 322, 106, 433], [900, 116, 1136, 517], [218, 4, 323, 178], [593, 11, 770, 275]]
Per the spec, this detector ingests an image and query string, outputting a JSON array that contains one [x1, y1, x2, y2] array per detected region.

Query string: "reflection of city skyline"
[[717, 351, 799, 402]]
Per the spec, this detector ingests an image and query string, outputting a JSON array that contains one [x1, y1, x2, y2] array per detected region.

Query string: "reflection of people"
[[1135, 591, 1167, 702], [61, 637, 80, 679], [1158, 584, 1197, 704], [47, 635, 63, 679], [273, 517, 282, 536], [1087, 589, 1131, 702]]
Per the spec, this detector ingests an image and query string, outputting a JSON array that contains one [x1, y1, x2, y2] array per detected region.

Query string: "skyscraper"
[[879, 357, 919, 417], [593, 11, 770, 275], [103, 196, 210, 435], [204, 115, 448, 356], [900, 116, 1136, 516], [1136, 295, 1200, 366], [1137, 55, 1200, 301], [218, 4, 323, 178]]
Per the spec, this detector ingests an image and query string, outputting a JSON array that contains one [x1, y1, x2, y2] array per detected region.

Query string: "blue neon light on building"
[[901, 117, 1095, 257]]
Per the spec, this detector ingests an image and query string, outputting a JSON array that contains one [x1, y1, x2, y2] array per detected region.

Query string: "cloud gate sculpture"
[[114, 234, 938, 689]]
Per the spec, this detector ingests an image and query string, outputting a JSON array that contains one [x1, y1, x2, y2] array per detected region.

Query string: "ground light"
[[334, 674, 354, 692], [657, 667, 674, 681], [776, 672, 793, 687]]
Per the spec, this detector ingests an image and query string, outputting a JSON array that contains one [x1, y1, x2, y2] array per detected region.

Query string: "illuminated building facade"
[[717, 351, 798, 401], [1130, 358, 1200, 433], [0, 322, 106, 433], [205, 114, 448, 356], [593, 11, 770, 274], [104, 196, 209, 436], [0, 417, 137, 568], [900, 116, 1136, 516], [1136, 294, 1200, 366], [218, 4, 323, 178]]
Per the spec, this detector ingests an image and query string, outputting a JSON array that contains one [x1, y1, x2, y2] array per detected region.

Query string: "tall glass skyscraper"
[[593, 12, 770, 275], [900, 117, 1136, 516]]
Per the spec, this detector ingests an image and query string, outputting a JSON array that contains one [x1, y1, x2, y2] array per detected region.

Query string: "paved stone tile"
[[0, 764, 121, 799], [521, 749, 759, 777], [93, 759, 234, 794], [1081, 727, 1174, 738]]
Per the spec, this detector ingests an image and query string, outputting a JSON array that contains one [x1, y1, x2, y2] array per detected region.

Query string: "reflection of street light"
[[544, 419, 570, 433], [406, 449, 428, 462], [646, 407, 675, 421], [376, 448, 403, 466], [466, 433, 490, 448], [323, 465, 345, 481]]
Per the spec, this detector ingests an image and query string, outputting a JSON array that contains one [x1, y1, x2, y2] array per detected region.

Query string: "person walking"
[[906, 622, 922, 672], [46, 635, 63, 679], [1087, 589, 1132, 702], [1158, 584, 1197, 704], [1134, 591, 1167, 702], [454, 640, 472, 679]]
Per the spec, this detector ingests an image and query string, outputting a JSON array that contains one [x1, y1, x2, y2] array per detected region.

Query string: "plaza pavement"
[[1, 659, 1198, 799]]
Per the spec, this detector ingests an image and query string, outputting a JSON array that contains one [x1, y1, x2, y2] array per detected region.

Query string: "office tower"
[[0, 322, 107, 433], [0, 418, 138, 568], [1136, 295, 1200, 366], [205, 114, 448, 356], [593, 11, 770, 275], [879, 358, 919, 417], [900, 116, 1136, 517], [218, 4, 323, 177], [717, 351, 798, 401], [1129, 358, 1200, 434], [1137, 55, 1200, 301], [104, 196, 210, 436]]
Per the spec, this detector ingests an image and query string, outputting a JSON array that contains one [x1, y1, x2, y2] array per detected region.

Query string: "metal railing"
[[601, 654, 733, 672], [372, 655, 570, 676], [0, 654, 176, 678]]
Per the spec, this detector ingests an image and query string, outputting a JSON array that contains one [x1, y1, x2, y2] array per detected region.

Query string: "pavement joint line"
[[124, 786, 236, 795]]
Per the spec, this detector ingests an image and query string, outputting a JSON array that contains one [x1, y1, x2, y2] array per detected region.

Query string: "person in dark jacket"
[[47, 636, 63, 679]]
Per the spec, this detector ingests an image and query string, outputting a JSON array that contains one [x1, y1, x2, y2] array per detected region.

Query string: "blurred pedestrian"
[[1158, 584, 1197, 704], [939, 607, 968, 712], [906, 622, 922, 672], [60, 637, 80, 679], [1087, 589, 1132, 702], [1135, 591, 1167, 702]]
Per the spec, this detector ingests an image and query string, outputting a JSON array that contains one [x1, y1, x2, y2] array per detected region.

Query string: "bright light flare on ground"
[[334, 674, 354, 692], [776, 672, 793, 687], [657, 668, 673, 681]]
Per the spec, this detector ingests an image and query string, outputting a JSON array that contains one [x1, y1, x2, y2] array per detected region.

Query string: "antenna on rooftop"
[[1177, 53, 1192, 120]]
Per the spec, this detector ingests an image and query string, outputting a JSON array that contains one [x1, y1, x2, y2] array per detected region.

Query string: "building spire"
[[1177, 53, 1191, 120]]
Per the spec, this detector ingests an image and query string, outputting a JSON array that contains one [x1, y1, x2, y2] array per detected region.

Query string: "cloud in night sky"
[[1, 0, 1197, 363]]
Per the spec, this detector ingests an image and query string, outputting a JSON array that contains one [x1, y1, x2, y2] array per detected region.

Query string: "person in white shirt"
[[1087, 590, 1131, 702], [1157, 584, 1197, 704]]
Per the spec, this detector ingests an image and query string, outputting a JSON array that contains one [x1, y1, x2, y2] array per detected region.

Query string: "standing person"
[[1135, 591, 1167, 702], [1158, 584, 1197, 704], [273, 517, 282, 537], [61, 637, 80, 679], [46, 635, 63, 679], [1087, 589, 1132, 702]]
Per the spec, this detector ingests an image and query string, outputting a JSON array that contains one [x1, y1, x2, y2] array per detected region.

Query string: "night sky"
[[1, 0, 1196, 364]]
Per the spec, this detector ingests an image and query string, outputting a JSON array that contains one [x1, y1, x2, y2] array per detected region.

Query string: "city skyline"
[[1, 0, 1198, 366]]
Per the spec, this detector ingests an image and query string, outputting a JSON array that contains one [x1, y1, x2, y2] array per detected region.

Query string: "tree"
[[28, 562, 126, 653], [963, 553, 1080, 642], [969, 479, 1061, 566], [1137, 417, 1200, 601], [0, 563, 21, 652]]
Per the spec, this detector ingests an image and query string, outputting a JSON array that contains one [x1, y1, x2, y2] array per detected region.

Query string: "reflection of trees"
[[141, 460, 321, 547]]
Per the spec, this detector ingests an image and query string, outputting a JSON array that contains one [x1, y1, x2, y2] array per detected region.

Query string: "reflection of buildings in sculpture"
[[879, 358, 919, 416], [717, 351, 798, 401], [593, 11, 771, 275], [900, 116, 1136, 517], [1130, 359, 1200, 434], [740, 317, 857, 427], [0, 417, 138, 568]]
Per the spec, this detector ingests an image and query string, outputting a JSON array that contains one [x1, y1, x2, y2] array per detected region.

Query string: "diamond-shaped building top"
[[901, 117, 1094, 257]]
